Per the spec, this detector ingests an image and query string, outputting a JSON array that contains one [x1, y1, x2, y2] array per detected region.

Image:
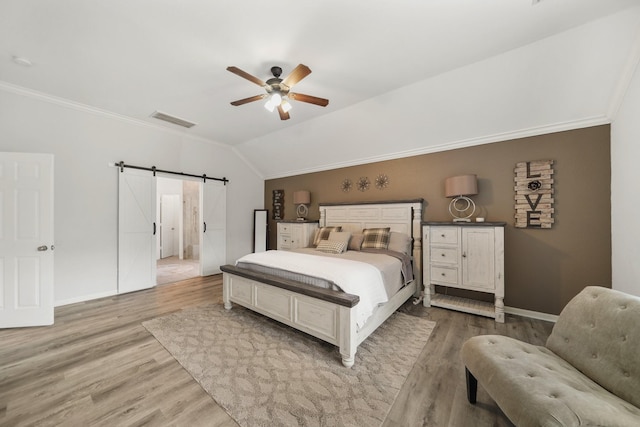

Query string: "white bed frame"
[[222, 200, 424, 367]]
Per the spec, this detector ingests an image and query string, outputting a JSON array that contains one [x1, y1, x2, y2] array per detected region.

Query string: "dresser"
[[276, 221, 318, 250], [422, 222, 505, 322]]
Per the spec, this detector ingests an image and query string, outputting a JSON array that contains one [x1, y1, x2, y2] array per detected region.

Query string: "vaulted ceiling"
[[2, 0, 639, 178]]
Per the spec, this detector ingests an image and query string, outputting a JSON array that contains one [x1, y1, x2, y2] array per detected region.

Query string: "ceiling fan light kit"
[[227, 64, 329, 120], [264, 92, 282, 112]]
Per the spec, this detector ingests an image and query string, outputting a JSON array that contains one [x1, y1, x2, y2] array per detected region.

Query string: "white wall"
[[0, 86, 264, 305], [236, 7, 640, 179], [611, 42, 640, 296]]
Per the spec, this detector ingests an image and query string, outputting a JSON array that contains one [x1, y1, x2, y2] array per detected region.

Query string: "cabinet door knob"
[[441, 273, 446, 276], [441, 253, 445, 257], [462, 252, 467, 258], [441, 234, 445, 237]]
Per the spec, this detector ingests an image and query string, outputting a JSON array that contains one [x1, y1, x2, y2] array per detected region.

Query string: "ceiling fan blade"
[[277, 105, 290, 120], [227, 66, 267, 87], [230, 94, 266, 106], [289, 92, 329, 107], [282, 64, 312, 87]]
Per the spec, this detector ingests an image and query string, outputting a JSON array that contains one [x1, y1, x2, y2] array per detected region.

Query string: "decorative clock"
[[341, 178, 352, 193], [356, 176, 370, 192], [514, 160, 554, 228], [527, 180, 542, 191], [374, 174, 389, 190]]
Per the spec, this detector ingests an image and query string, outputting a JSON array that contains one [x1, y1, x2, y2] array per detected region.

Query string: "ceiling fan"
[[227, 64, 329, 120]]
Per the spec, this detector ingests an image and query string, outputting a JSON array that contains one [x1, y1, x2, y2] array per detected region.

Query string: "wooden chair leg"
[[465, 367, 478, 404]]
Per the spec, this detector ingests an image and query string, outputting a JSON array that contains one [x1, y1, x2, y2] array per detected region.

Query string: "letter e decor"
[[514, 160, 554, 229]]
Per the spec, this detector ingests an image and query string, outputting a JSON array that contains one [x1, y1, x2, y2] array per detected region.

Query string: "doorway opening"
[[156, 177, 201, 285]]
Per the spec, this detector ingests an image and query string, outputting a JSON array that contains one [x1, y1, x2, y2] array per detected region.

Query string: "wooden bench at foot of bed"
[[221, 264, 416, 368]]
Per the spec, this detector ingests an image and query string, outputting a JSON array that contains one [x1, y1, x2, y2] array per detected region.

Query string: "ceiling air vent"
[[150, 111, 197, 128]]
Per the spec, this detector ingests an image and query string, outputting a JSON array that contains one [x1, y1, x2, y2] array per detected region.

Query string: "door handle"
[[153, 222, 157, 235], [37, 245, 48, 251], [203, 222, 207, 233]]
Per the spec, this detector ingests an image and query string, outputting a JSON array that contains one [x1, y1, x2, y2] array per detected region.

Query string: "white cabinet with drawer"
[[423, 222, 505, 322], [277, 221, 318, 250]]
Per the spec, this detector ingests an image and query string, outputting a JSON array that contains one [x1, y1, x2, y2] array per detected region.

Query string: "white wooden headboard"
[[319, 200, 424, 292]]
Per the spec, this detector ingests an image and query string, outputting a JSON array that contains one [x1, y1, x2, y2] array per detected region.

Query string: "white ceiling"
[[1, 0, 638, 153]]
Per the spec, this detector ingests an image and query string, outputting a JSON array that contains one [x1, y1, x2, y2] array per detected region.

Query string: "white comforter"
[[235, 250, 389, 328]]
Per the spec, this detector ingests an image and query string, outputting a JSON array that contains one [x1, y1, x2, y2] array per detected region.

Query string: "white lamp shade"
[[445, 175, 478, 197], [293, 190, 310, 204], [281, 99, 292, 113]]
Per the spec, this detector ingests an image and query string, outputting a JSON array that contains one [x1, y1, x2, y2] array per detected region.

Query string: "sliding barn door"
[[201, 181, 226, 276], [0, 152, 54, 328], [118, 169, 156, 293]]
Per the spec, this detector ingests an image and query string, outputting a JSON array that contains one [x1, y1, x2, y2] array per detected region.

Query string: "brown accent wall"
[[264, 125, 611, 315]]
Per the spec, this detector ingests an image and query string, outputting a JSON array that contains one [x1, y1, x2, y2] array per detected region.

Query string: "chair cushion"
[[546, 286, 640, 409], [462, 335, 640, 427]]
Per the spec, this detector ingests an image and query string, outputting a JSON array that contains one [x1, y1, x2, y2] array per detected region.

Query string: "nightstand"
[[276, 221, 318, 250]]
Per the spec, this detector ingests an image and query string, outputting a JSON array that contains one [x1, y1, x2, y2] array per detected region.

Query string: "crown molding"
[[264, 115, 610, 179], [0, 80, 229, 149], [1, 80, 267, 179]]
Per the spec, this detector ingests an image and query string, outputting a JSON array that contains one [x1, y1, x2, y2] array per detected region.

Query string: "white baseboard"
[[55, 290, 118, 307], [505, 306, 558, 323]]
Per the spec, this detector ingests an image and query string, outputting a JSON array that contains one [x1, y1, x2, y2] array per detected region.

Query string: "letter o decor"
[[514, 160, 554, 229]]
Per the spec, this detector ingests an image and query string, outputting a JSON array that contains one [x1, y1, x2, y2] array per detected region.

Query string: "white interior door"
[[0, 152, 54, 328], [200, 181, 226, 275], [118, 169, 156, 293], [160, 194, 179, 258]]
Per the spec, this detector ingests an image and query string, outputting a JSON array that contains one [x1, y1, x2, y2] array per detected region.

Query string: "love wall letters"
[[514, 160, 555, 229]]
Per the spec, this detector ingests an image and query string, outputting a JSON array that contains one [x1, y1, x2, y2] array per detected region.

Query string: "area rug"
[[143, 304, 435, 426]]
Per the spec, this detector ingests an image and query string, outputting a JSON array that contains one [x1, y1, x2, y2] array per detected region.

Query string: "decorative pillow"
[[315, 239, 347, 254], [388, 232, 412, 255], [348, 233, 364, 251], [361, 227, 391, 250], [313, 226, 342, 246], [328, 231, 351, 245]]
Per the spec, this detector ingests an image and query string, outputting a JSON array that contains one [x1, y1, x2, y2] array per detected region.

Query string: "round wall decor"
[[356, 176, 370, 192], [375, 174, 389, 190], [341, 178, 352, 192]]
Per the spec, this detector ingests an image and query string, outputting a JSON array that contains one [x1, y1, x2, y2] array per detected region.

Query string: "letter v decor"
[[514, 160, 554, 228]]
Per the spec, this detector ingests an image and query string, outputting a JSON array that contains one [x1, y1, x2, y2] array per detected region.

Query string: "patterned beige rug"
[[143, 304, 435, 426]]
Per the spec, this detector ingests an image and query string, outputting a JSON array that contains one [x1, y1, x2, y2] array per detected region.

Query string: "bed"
[[221, 200, 424, 367]]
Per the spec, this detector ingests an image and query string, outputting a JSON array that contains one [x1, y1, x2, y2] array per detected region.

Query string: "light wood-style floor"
[[0, 275, 554, 426]]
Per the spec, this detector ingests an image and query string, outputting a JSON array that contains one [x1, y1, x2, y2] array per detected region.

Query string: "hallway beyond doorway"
[[157, 256, 200, 285]]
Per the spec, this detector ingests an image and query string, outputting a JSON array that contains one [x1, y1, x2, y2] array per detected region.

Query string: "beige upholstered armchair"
[[462, 286, 640, 426]]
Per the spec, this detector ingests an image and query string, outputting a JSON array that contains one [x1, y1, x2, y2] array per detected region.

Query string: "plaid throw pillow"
[[315, 239, 347, 254], [313, 226, 342, 246], [361, 227, 391, 250]]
